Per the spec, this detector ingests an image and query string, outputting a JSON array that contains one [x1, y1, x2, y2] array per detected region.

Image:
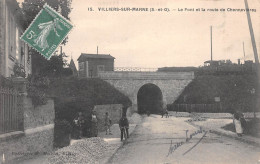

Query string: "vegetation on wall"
[[27, 75, 50, 106], [48, 77, 132, 108], [174, 74, 258, 113], [13, 63, 26, 78], [48, 77, 132, 146], [0, 75, 14, 88]]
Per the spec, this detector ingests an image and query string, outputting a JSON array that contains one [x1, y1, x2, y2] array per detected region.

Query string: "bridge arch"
[[137, 83, 163, 114], [99, 71, 194, 115]]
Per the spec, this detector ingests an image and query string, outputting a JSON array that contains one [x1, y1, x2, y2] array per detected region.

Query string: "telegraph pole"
[[243, 42, 246, 62], [244, 0, 259, 64], [60, 46, 63, 55], [211, 26, 213, 61], [244, 0, 260, 117]]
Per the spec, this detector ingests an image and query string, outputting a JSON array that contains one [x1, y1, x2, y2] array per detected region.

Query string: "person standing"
[[119, 115, 129, 141], [165, 108, 169, 118], [161, 108, 165, 118], [162, 108, 169, 118], [105, 112, 112, 135], [73, 112, 85, 139], [238, 111, 247, 134], [91, 112, 98, 137], [233, 111, 243, 137], [146, 110, 150, 116]]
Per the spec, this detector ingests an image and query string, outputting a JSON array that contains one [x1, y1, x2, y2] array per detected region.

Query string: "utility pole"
[[244, 0, 259, 64], [243, 42, 246, 63], [60, 46, 63, 55], [211, 26, 213, 61], [244, 0, 260, 117]]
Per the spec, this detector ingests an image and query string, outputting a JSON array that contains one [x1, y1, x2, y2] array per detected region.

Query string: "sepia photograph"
[[0, 0, 260, 163]]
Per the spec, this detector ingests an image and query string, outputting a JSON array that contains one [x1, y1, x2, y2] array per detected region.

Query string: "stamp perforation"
[[20, 3, 74, 60]]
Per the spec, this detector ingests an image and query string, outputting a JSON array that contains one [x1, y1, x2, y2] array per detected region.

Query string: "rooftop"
[[78, 53, 115, 61]]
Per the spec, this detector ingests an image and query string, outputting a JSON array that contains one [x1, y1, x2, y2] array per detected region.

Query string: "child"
[[105, 112, 112, 135], [73, 112, 85, 139], [91, 112, 98, 137], [165, 109, 169, 118]]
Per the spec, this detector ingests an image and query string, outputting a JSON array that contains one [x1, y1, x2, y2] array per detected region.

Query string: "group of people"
[[73, 111, 129, 141], [73, 109, 247, 140], [73, 111, 99, 139]]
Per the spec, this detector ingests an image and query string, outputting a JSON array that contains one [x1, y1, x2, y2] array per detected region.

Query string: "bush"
[[0, 75, 14, 88], [48, 77, 132, 108], [13, 63, 26, 78], [27, 75, 50, 106], [49, 77, 132, 147], [54, 119, 72, 148]]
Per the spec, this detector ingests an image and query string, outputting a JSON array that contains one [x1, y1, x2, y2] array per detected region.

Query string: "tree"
[[22, 0, 72, 26], [31, 49, 72, 77], [21, 0, 73, 76]]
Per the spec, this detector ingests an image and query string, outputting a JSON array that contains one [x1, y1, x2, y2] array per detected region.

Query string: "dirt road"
[[108, 115, 260, 164]]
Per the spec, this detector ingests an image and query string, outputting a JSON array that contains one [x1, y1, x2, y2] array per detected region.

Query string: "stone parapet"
[[99, 71, 194, 80]]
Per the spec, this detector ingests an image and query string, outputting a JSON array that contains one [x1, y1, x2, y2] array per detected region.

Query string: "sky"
[[19, 0, 260, 68]]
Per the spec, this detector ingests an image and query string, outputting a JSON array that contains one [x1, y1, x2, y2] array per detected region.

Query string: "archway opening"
[[137, 83, 163, 114]]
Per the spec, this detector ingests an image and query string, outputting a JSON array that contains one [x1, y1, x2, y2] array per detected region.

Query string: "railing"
[[0, 87, 21, 134], [172, 103, 222, 113], [114, 67, 158, 72]]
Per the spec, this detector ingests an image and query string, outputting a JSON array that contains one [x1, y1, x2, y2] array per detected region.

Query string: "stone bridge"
[[99, 71, 194, 114]]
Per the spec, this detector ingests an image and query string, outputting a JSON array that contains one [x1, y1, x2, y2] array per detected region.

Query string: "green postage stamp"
[[21, 4, 73, 60]]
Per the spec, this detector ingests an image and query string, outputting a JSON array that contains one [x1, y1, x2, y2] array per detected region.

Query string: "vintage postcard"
[[0, 0, 259, 163]]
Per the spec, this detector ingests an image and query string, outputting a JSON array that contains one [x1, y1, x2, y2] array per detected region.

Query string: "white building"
[[0, 0, 31, 77]]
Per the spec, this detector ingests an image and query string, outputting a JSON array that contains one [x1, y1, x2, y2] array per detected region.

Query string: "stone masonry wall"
[[99, 71, 194, 114], [0, 96, 55, 163], [23, 99, 54, 130], [104, 79, 193, 113]]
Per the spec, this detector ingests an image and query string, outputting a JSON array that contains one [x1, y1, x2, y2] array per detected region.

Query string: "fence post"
[[12, 77, 27, 132]]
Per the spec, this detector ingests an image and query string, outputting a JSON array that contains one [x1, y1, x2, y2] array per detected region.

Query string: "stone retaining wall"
[[23, 99, 54, 130], [0, 78, 55, 163], [0, 99, 54, 163]]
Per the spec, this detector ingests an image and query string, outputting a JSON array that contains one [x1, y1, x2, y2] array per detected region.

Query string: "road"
[[108, 115, 260, 164]]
